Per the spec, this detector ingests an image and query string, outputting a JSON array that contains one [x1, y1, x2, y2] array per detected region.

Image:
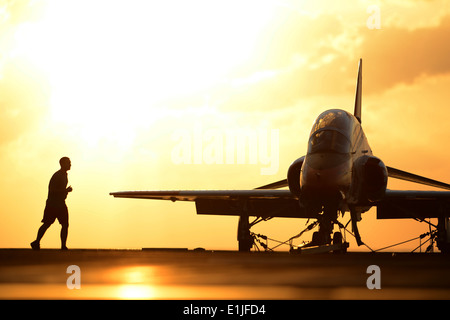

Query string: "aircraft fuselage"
[[299, 109, 377, 216]]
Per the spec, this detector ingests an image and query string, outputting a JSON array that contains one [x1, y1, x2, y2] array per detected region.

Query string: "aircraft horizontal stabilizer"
[[387, 166, 450, 191], [255, 179, 288, 190]]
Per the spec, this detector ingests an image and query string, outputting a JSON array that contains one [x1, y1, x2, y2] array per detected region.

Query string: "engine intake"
[[287, 156, 305, 196], [352, 155, 388, 203]]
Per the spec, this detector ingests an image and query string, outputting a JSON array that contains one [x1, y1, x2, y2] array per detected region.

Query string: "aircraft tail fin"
[[354, 58, 362, 123]]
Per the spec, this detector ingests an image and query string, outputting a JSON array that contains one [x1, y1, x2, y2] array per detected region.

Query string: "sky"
[[1, 0, 449, 251]]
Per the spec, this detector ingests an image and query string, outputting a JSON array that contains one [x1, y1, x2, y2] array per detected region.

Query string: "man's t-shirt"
[[46, 170, 68, 208]]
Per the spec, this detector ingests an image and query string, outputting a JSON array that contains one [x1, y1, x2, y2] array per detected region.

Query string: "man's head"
[[59, 157, 71, 171]]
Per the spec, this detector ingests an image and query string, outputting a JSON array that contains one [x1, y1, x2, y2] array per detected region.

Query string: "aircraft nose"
[[300, 153, 351, 196]]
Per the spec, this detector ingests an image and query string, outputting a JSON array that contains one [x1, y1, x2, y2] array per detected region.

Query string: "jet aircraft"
[[111, 60, 450, 253]]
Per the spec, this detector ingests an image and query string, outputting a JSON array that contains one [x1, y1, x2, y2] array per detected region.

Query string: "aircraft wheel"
[[311, 230, 330, 246], [311, 232, 321, 246], [238, 237, 254, 252], [333, 232, 347, 254], [237, 215, 253, 252], [333, 232, 342, 244], [437, 242, 450, 254]]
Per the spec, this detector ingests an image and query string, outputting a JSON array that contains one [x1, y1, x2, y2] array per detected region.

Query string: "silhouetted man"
[[31, 157, 72, 250]]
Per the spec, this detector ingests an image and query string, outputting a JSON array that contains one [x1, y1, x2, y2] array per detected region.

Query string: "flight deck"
[[0, 248, 449, 300]]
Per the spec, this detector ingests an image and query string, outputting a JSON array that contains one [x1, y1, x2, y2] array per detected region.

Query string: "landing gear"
[[298, 207, 349, 254], [309, 205, 337, 247], [235, 203, 352, 253], [237, 215, 254, 252], [303, 222, 348, 253], [310, 228, 332, 246], [350, 206, 363, 246], [437, 217, 450, 254]]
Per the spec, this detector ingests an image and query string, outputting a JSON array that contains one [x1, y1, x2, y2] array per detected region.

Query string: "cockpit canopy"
[[308, 110, 353, 154]]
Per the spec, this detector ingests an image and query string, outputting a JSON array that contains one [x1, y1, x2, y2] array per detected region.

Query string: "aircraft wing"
[[377, 189, 450, 219], [110, 165, 450, 220], [110, 189, 316, 219], [374, 166, 450, 219], [110, 189, 295, 201]]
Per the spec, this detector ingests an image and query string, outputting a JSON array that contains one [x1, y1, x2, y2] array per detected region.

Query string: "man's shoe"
[[30, 241, 40, 250], [61, 246, 68, 250]]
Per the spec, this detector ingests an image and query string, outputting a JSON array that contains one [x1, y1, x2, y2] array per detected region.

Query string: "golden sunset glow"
[[1, 0, 450, 251]]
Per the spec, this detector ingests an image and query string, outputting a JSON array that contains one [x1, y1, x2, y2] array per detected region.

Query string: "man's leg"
[[37, 223, 52, 241], [59, 205, 69, 250], [60, 224, 68, 250], [31, 222, 52, 250]]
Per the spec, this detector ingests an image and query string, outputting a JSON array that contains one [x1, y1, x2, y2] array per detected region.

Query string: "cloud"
[[361, 14, 450, 93], [0, 57, 50, 146], [156, 11, 359, 113], [213, 6, 450, 112]]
